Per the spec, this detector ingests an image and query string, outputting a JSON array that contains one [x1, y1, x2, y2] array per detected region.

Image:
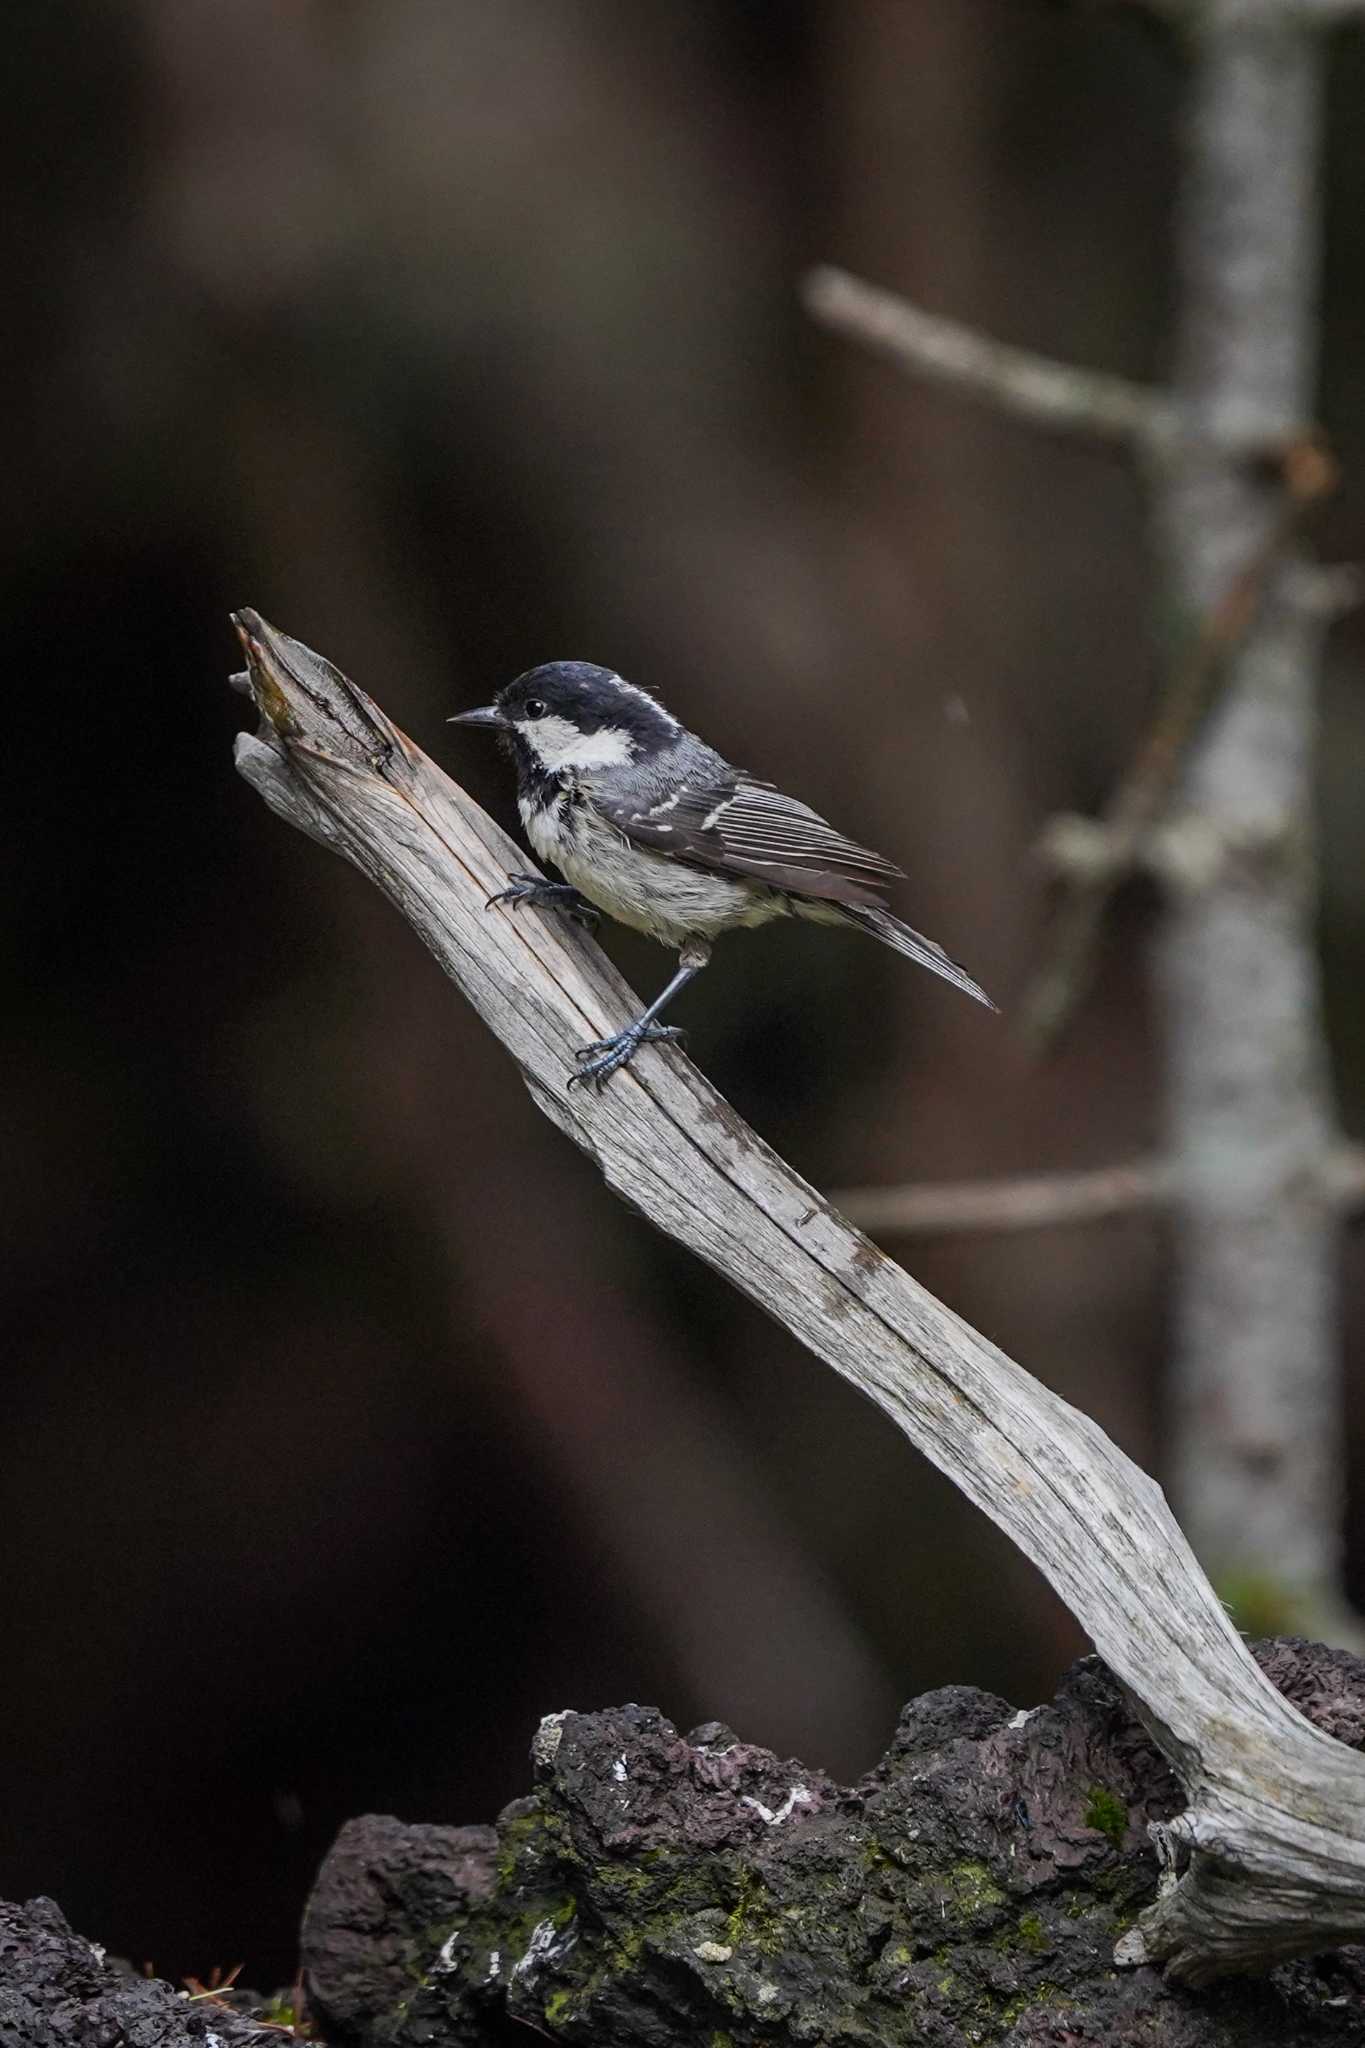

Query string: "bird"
[[450, 662, 995, 1088]]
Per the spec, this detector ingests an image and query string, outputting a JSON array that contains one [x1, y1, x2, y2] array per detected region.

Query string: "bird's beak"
[[448, 704, 511, 731]]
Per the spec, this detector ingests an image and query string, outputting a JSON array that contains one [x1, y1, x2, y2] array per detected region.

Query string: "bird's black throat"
[[504, 734, 565, 818]]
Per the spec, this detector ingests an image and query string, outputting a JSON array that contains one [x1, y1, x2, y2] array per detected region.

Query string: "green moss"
[[996, 1983, 1070, 2030], [606, 1923, 646, 1973], [593, 1859, 656, 1904], [406, 1919, 464, 1988], [946, 1861, 1006, 1918], [1083, 1786, 1129, 1851], [494, 1809, 553, 1889], [988, 1908, 1053, 1961], [724, 1865, 781, 1951], [1016, 1912, 1048, 1954], [470, 1894, 577, 1983], [419, 1801, 1112, 2046]]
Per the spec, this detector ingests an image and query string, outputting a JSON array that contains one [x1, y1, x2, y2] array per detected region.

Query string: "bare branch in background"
[[1023, 433, 1336, 1049], [800, 284, 1337, 1055], [836, 1159, 1170, 1237], [1149, 0, 1365, 21], [231, 610, 1365, 1982], [802, 266, 1174, 451], [835, 1144, 1365, 1239]]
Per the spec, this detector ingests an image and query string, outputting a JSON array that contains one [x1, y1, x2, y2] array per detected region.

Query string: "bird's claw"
[[567, 1023, 687, 1091], [485, 873, 599, 928], [485, 871, 537, 912]]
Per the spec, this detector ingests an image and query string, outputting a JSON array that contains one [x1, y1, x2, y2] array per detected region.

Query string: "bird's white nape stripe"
[[606, 672, 680, 731], [517, 714, 637, 772]]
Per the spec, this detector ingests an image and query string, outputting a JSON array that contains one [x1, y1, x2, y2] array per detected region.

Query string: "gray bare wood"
[[232, 611, 1365, 1985]]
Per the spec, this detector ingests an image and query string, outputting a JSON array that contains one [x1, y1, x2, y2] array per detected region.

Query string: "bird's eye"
[[524, 697, 547, 720]]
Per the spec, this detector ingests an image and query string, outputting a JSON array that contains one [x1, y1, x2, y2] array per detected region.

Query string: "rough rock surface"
[[0, 1895, 279, 2048], [300, 1818, 498, 2042], [300, 1643, 1365, 2047]]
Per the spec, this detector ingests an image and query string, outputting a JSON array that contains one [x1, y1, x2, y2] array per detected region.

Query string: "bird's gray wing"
[[596, 771, 905, 908]]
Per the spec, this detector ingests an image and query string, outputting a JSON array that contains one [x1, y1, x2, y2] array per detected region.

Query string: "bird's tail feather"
[[842, 904, 997, 1011]]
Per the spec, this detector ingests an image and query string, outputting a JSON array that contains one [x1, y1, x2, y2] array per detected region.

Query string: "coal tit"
[[451, 662, 994, 1087]]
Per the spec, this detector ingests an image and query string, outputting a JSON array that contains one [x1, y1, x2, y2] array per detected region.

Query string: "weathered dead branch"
[[231, 609, 1365, 1982]]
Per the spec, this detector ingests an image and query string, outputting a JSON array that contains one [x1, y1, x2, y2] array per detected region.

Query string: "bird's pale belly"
[[521, 788, 783, 947]]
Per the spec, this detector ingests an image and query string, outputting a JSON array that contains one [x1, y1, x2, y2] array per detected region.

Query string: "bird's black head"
[[451, 661, 679, 780]]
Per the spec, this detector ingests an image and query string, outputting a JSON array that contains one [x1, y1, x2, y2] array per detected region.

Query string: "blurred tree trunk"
[[1154, 7, 1349, 1636]]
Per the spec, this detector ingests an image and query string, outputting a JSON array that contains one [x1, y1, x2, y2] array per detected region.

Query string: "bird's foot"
[[486, 873, 599, 930], [568, 1022, 688, 1091]]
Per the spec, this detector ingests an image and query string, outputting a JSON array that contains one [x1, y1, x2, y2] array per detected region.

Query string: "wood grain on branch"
[[231, 609, 1365, 1983]]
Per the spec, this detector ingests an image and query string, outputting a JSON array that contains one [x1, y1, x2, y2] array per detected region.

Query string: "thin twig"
[[802, 266, 1174, 450], [835, 1160, 1169, 1237], [1022, 434, 1337, 1050], [836, 1143, 1365, 1238], [1150, 0, 1365, 21]]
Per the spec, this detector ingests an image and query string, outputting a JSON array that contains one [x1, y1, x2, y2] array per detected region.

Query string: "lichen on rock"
[[300, 1645, 1365, 2047]]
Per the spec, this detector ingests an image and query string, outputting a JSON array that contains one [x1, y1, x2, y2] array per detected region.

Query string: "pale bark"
[[1153, 9, 1342, 1625]]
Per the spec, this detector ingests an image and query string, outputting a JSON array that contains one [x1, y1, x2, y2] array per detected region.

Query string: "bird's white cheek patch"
[[518, 716, 636, 772]]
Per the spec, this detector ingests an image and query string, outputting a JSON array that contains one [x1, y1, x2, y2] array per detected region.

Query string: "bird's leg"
[[486, 872, 599, 930], [570, 942, 710, 1091]]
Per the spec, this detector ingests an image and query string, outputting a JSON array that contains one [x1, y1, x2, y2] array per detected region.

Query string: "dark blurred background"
[[6, 0, 1365, 1991]]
